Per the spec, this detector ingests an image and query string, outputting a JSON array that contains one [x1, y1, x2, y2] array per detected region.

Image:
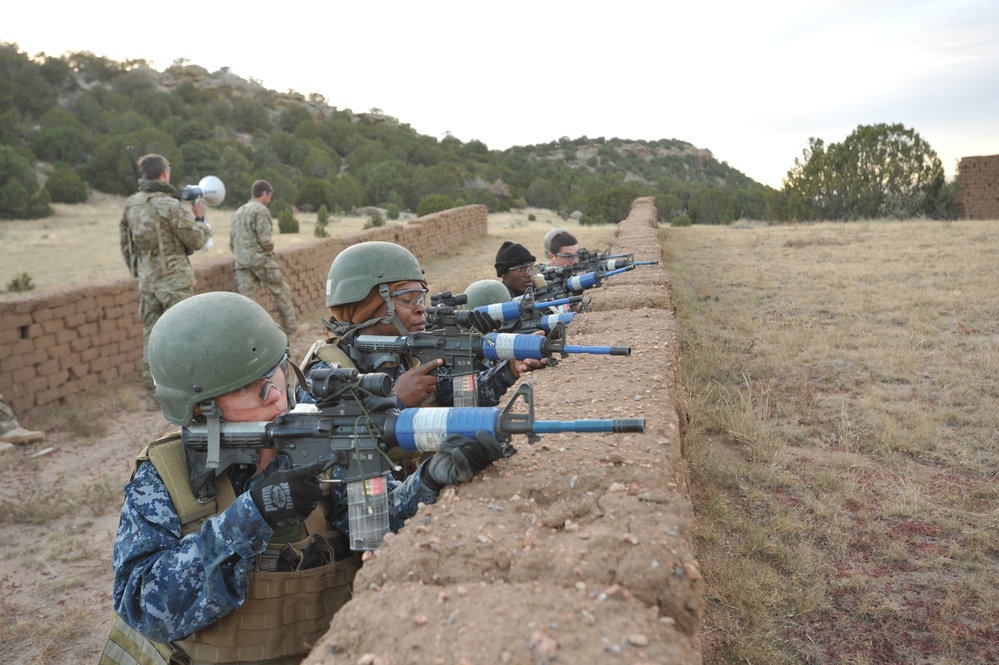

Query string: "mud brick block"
[[41, 318, 67, 335], [34, 332, 57, 349], [76, 322, 98, 339], [65, 312, 87, 329]]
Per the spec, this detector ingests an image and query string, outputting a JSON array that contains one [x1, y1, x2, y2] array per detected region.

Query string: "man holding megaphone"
[[120, 153, 213, 404], [229, 180, 305, 336]]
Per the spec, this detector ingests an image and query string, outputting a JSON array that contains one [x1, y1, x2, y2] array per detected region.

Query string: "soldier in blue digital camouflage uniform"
[[297, 241, 546, 410], [100, 291, 504, 665], [119, 153, 212, 400]]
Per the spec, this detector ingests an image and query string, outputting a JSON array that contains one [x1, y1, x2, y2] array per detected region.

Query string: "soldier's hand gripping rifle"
[[181, 368, 644, 551], [573, 247, 660, 275]]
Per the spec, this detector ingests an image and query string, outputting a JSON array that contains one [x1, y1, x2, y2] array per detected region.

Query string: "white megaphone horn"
[[181, 175, 226, 206]]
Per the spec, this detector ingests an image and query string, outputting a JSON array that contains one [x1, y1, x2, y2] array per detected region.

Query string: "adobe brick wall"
[[955, 155, 999, 220], [0, 206, 487, 415]]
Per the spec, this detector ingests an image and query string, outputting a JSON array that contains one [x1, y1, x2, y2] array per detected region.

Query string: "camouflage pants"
[[234, 262, 299, 334], [0, 393, 19, 436], [138, 280, 195, 395]]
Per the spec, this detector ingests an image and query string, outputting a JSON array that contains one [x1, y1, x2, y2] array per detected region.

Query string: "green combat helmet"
[[149, 291, 288, 425], [463, 279, 512, 310], [325, 241, 425, 336], [543, 227, 568, 258]]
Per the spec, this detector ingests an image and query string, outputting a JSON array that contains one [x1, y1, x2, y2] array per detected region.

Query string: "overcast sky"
[[7, 0, 998, 187]]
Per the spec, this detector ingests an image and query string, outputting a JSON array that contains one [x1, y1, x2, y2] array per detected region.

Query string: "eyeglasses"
[[390, 288, 427, 308], [229, 354, 288, 402], [508, 263, 534, 275], [554, 252, 579, 260]]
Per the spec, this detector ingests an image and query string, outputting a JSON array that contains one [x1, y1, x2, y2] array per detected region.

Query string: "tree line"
[[0, 43, 955, 224]]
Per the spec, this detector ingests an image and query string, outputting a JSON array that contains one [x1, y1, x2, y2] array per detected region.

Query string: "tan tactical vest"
[[99, 435, 361, 665]]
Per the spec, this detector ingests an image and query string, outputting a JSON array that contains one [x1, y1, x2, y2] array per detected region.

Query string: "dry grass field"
[[0, 193, 400, 293], [666, 220, 999, 663]]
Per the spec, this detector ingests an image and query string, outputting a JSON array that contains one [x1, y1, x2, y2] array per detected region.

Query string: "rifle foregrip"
[[353, 337, 409, 354], [538, 312, 576, 332], [476, 301, 524, 322]]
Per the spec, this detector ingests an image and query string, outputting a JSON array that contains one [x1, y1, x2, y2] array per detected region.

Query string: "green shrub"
[[416, 193, 454, 217], [363, 210, 385, 229], [578, 213, 606, 226], [6, 272, 35, 292], [44, 167, 89, 203], [277, 208, 299, 233], [670, 213, 692, 227], [528, 213, 536, 221], [386, 203, 400, 220], [0, 145, 52, 219], [314, 204, 329, 238]]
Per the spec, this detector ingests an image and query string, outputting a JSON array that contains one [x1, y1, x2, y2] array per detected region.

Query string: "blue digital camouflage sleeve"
[[114, 455, 438, 643], [112, 461, 273, 643]]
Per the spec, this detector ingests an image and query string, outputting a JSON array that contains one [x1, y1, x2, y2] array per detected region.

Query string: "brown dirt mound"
[[304, 199, 702, 664]]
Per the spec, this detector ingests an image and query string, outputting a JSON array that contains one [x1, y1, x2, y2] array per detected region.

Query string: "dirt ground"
[[0, 206, 698, 664]]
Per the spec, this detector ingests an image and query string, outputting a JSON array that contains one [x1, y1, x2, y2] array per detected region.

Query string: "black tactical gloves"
[[250, 462, 325, 528], [464, 310, 500, 334], [422, 431, 506, 492]]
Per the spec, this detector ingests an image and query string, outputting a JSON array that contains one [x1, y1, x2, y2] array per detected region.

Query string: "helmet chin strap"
[[200, 353, 296, 468], [333, 284, 412, 369], [379, 283, 411, 336]]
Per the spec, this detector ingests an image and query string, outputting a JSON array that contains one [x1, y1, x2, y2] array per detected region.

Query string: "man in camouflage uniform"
[[100, 291, 504, 665], [229, 180, 302, 335], [0, 391, 45, 446], [119, 153, 212, 398]]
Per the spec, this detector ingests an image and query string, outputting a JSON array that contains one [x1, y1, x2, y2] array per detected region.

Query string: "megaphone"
[[181, 175, 226, 206]]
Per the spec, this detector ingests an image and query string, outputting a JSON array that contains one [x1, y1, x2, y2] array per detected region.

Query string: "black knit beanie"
[[494, 241, 536, 276]]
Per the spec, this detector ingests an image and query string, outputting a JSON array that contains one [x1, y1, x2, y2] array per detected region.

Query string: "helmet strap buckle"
[[201, 399, 222, 470]]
